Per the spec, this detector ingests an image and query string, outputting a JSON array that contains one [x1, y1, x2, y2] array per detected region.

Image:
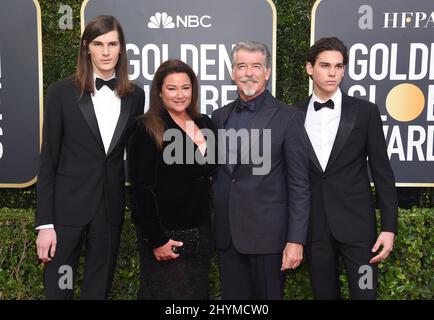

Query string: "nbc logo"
[[148, 12, 175, 29], [147, 12, 212, 29]]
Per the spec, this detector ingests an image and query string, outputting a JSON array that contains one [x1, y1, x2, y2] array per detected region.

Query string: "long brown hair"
[[141, 59, 200, 149], [76, 15, 134, 97]]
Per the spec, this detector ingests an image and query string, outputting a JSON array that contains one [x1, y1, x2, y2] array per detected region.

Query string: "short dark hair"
[[76, 15, 133, 97], [307, 37, 348, 66]]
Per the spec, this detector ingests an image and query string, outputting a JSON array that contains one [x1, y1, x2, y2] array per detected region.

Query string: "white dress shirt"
[[304, 88, 342, 171], [92, 73, 121, 154], [37, 74, 120, 230]]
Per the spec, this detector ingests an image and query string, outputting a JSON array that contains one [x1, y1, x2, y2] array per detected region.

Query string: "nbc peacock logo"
[[148, 12, 175, 29]]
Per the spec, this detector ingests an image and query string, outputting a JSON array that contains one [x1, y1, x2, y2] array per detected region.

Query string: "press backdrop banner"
[[312, 0, 434, 185], [0, 0, 42, 187], [81, 0, 276, 116]]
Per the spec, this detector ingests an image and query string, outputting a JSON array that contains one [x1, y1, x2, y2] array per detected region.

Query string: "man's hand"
[[370, 231, 395, 264], [281, 242, 303, 271], [36, 228, 57, 263], [153, 239, 183, 261]]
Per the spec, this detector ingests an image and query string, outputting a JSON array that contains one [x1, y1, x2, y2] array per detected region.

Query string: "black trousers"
[[305, 222, 378, 300], [218, 243, 286, 300], [44, 202, 122, 300]]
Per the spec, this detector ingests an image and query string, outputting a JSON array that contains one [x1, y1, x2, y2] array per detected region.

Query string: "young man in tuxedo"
[[296, 37, 398, 299], [35, 15, 145, 299]]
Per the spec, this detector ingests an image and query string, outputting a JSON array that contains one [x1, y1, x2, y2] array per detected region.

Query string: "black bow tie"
[[314, 99, 334, 111], [95, 77, 116, 91], [236, 99, 255, 113]]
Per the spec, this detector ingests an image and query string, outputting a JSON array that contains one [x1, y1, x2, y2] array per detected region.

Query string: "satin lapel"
[[218, 101, 236, 129], [307, 138, 323, 174], [219, 102, 236, 175], [77, 91, 105, 152], [325, 93, 358, 172], [298, 97, 323, 174], [107, 94, 131, 156], [234, 93, 278, 173]]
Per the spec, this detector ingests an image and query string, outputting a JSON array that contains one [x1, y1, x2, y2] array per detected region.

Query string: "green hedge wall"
[[0, 207, 432, 299], [0, 0, 432, 300]]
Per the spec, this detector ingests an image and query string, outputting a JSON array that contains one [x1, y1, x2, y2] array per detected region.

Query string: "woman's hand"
[[153, 239, 184, 261]]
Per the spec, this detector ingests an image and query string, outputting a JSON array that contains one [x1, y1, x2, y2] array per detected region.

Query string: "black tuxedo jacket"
[[295, 93, 398, 243], [36, 77, 145, 227], [211, 92, 310, 254]]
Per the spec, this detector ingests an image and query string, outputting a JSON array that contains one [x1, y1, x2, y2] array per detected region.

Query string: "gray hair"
[[231, 41, 271, 69]]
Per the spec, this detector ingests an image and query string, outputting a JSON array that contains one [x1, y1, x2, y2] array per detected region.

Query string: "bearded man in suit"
[[212, 41, 310, 299]]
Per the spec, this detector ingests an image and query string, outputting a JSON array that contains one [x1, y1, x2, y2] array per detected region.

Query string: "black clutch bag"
[[166, 228, 200, 255]]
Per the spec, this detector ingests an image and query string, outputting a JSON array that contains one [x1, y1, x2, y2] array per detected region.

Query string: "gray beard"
[[242, 88, 256, 96]]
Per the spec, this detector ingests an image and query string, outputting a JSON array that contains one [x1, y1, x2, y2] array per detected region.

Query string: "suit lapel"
[[234, 92, 278, 173], [77, 91, 105, 153], [216, 102, 237, 175], [241, 93, 277, 162], [307, 137, 324, 174], [325, 93, 358, 172], [218, 101, 236, 129], [298, 97, 323, 174], [106, 95, 131, 156]]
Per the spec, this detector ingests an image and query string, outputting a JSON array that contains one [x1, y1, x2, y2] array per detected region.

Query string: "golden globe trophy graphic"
[[386, 83, 425, 122]]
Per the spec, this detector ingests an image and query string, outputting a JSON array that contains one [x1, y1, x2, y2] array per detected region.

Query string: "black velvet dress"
[[128, 110, 215, 299]]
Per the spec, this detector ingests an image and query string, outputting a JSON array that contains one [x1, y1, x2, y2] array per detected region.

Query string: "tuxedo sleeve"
[[367, 104, 398, 234], [35, 83, 64, 227], [128, 126, 169, 248], [284, 109, 311, 244]]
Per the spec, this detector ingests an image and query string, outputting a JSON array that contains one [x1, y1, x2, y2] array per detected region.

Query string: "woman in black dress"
[[128, 59, 215, 299]]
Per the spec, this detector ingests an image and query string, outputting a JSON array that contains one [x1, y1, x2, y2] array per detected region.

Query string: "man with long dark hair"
[[35, 15, 145, 299]]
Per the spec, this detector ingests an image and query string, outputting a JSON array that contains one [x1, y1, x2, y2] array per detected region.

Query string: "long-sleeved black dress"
[[128, 110, 215, 300]]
